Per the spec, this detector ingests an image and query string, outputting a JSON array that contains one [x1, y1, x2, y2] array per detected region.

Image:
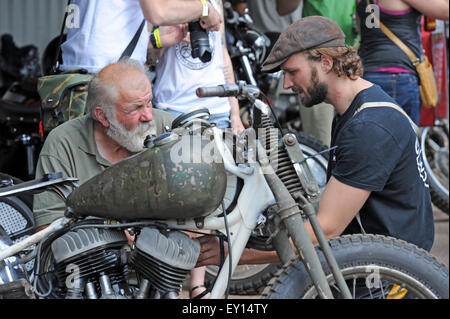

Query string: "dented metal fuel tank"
[[66, 131, 227, 220]]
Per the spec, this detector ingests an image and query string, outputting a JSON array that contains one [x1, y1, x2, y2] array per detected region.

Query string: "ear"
[[94, 106, 110, 128], [320, 54, 334, 73]]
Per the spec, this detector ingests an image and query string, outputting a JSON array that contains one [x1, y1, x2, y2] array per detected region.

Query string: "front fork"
[[257, 140, 352, 299]]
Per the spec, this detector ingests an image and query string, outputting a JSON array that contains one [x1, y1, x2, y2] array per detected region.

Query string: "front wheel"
[[262, 234, 449, 299]]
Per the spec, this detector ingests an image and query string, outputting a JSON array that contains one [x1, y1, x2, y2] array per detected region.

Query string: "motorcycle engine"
[[129, 227, 200, 299], [50, 227, 200, 299], [51, 228, 131, 299]]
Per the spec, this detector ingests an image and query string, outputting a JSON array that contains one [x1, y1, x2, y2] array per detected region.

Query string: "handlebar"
[[223, 1, 238, 24], [196, 84, 239, 98], [196, 82, 260, 99], [196, 81, 269, 115]]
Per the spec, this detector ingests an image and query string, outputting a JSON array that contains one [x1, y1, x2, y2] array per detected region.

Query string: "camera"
[[188, 19, 212, 63]]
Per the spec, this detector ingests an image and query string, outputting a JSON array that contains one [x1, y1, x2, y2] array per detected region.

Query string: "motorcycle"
[[0, 82, 448, 299], [223, 1, 303, 133]]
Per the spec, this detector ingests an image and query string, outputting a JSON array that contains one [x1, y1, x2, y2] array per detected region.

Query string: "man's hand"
[[196, 235, 226, 267], [125, 230, 136, 247], [196, 235, 280, 267], [199, 3, 222, 31], [158, 24, 188, 48]]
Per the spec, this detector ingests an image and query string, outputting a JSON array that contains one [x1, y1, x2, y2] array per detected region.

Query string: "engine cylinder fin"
[[130, 249, 189, 293], [51, 228, 129, 297], [55, 249, 119, 280], [55, 248, 126, 286]]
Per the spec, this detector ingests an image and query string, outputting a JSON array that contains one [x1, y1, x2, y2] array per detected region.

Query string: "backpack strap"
[[353, 102, 421, 138], [352, 101, 421, 235]]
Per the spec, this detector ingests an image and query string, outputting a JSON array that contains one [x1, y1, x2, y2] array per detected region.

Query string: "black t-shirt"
[[327, 85, 434, 251]]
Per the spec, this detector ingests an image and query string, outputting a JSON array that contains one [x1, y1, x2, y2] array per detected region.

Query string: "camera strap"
[[119, 19, 146, 60], [51, 0, 72, 74]]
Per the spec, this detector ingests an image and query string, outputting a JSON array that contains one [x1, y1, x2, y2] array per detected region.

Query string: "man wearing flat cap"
[[196, 16, 434, 267]]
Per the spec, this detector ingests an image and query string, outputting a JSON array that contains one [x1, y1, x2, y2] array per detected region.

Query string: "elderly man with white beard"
[[33, 59, 173, 231]]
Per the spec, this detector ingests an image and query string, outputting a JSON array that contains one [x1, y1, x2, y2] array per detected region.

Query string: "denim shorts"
[[363, 72, 421, 125], [164, 109, 231, 129]]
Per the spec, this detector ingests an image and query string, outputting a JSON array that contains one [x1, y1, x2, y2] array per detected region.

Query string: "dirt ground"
[[430, 204, 449, 268]]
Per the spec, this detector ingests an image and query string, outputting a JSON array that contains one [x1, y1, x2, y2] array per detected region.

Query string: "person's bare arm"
[[147, 24, 188, 65], [196, 176, 371, 266], [303, 176, 371, 243], [276, 0, 302, 16], [402, 0, 449, 20], [377, 0, 449, 20], [139, 0, 222, 30]]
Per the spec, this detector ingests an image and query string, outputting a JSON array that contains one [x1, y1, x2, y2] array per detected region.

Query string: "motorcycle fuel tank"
[[66, 131, 227, 220]]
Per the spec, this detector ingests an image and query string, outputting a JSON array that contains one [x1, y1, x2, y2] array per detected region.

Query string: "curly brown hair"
[[304, 46, 364, 80]]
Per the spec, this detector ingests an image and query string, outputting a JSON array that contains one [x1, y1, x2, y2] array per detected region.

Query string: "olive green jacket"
[[33, 110, 173, 228]]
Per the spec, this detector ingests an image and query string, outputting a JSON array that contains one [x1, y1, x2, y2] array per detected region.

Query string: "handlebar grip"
[[196, 84, 239, 98], [196, 86, 226, 98]]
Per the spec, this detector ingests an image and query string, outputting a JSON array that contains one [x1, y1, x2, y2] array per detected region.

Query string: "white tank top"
[[60, 0, 149, 73], [153, 0, 230, 115]]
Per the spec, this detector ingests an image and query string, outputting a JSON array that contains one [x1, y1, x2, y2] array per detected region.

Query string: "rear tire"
[[421, 121, 449, 214], [262, 234, 449, 299]]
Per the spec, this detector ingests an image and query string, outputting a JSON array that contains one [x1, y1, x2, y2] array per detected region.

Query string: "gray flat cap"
[[261, 16, 346, 73]]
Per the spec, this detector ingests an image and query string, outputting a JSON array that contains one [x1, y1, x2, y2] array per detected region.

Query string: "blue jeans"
[[164, 109, 231, 129], [363, 72, 421, 125]]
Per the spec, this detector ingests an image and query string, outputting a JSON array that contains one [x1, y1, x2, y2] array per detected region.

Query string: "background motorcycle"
[[0, 36, 43, 278], [223, 1, 303, 133], [0, 34, 43, 182], [202, 1, 335, 295]]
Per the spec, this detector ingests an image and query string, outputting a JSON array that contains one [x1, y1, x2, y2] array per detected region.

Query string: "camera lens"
[[188, 19, 212, 63]]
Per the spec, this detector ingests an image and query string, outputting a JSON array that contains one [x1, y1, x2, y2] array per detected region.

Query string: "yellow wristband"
[[154, 28, 162, 49], [200, 0, 208, 18]]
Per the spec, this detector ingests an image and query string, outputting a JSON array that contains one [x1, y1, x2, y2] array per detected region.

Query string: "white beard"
[[105, 112, 155, 153]]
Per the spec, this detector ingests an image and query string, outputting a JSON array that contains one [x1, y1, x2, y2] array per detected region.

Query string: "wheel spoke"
[[427, 138, 442, 153], [352, 276, 356, 299], [379, 280, 385, 299]]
